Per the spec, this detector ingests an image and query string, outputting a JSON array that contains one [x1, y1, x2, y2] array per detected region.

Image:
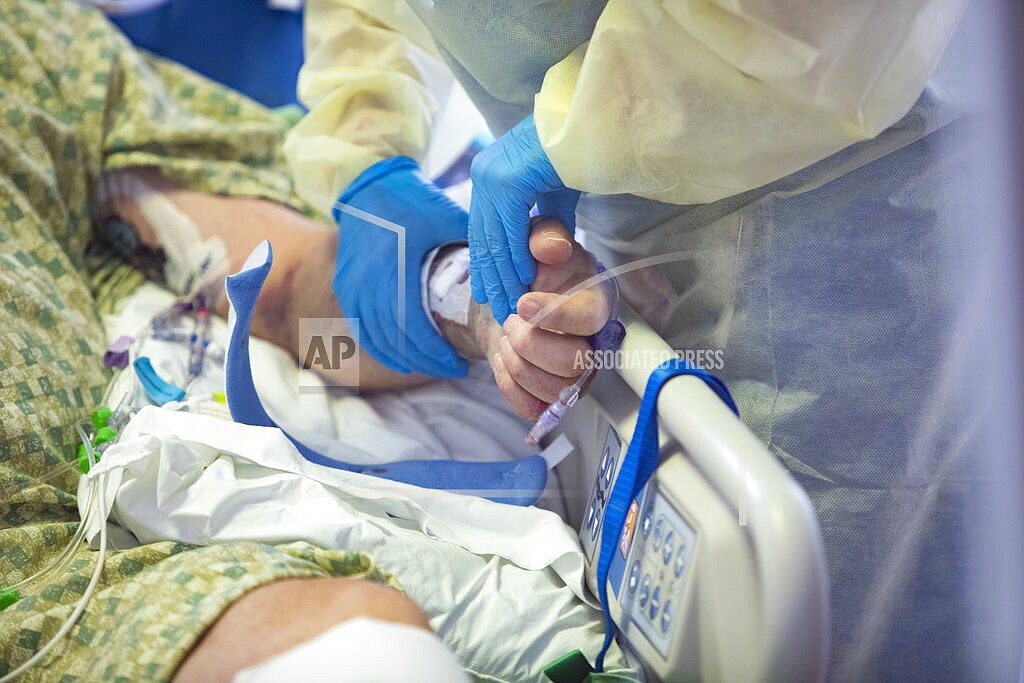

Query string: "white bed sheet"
[[88, 282, 628, 681]]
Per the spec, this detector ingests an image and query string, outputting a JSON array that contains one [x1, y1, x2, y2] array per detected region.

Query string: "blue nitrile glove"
[[332, 156, 468, 378], [469, 113, 581, 323]]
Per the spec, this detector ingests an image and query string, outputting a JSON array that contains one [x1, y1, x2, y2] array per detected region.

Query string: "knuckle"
[[493, 367, 514, 395], [507, 329, 538, 358], [501, 347, 529, 384], [586, 308, 608, 335], [508, 318, 538, 347], [491, 358, 513, 389], [470, 149, 509, 186], [571, 293, 608, 334]]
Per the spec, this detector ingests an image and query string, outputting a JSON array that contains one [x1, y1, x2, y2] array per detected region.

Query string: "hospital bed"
[[77, 267, 829, 683], [550, 302, 829, 682], [208, 237, 829, 680]]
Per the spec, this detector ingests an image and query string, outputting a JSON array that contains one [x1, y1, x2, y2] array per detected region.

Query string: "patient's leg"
[[171, 576, 433, 682]]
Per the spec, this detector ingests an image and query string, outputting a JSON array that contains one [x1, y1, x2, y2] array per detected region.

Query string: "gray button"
[[653, 518, 665, 550], [674, 545, 687, 578], [602, 460, 614, 490], [641, 506, 653, 538], [639, 575, 652, 608], [662, 531, 674, 564], [649, 585, 661, 620], [628, 561, 641, 594]]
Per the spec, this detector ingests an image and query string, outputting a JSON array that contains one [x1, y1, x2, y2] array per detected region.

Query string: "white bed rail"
[[554, 301, 829, 682]]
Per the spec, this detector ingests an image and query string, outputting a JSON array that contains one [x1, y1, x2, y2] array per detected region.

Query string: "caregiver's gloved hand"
[[469, 113, 580, 323], [332, 156, 468, 378]]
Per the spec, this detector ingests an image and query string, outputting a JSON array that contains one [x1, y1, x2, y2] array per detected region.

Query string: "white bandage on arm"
[[233, 617, 471, 683], [93, 170, 228, 298]]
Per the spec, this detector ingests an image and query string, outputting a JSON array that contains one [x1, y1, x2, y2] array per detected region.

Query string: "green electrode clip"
[[545, 650, 594, 683], [0, 588, 19, 611], [543, 650, 639, 683], [78, 407, 117, 474]]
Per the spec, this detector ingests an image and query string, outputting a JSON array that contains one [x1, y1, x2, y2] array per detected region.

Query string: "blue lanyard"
[[594, 359, 738, 671]]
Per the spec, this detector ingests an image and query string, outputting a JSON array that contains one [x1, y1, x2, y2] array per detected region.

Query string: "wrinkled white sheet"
[[90, 283, 626, 681], [79, 406, 628, 682]]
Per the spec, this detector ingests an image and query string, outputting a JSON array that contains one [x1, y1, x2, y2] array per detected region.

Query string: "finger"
[[527, 237, 607, 303], [515, 289, 611, 337], [506, 211, 536, 286], [502, 315, 589, 378], [468, 198, 487, 304], [478, 247, 513, 323], [528, 216, 573, 266], [491, 352, 548, 421], [498, 334, 576, 404], [470, 193, 513, 317], [481, 199, 531, 306]]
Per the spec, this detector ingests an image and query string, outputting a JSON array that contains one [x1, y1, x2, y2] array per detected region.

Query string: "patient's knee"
[[173, 576, 430, 682]]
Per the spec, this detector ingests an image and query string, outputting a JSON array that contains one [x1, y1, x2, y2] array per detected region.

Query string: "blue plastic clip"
[[133, 356, 186, 405]]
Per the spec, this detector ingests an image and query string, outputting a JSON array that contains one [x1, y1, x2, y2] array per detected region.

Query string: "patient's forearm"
[[92, 167, 430, 391], [91, 168, 612, 408]]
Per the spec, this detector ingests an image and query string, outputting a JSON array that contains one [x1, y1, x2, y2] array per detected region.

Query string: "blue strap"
[[594, 359, 738, 671], [223, 241, 547, 506]]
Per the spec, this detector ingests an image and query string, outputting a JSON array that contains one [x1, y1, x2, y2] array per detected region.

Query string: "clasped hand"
[[484, 217, 614, 421]]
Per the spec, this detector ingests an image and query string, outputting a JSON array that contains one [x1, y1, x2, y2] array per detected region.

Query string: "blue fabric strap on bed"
[[593, 359, 738, 671], [223, 240, 547, 506]]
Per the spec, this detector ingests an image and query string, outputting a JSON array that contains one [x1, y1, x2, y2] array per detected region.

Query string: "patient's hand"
[[486, 217, 614, 421]]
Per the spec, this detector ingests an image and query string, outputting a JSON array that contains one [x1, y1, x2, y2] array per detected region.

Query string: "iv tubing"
[[0, 428, 109, 682]]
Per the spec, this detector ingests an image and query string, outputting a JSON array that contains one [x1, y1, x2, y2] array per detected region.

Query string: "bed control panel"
[[577, 422, 703, 681], [617, 484, 696, 659], [557, 350, 828, 682], [579, 426, 622, 562]]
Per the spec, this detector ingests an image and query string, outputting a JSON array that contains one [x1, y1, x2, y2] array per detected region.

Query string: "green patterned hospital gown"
[[0, 1, 398, 679]]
